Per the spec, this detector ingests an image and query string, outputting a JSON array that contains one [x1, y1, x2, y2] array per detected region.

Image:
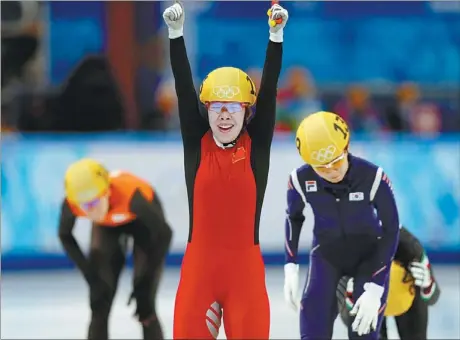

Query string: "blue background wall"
[[2, 133, 459, 271], [195, 1, 460, 84], [46, 1, 460, 85]]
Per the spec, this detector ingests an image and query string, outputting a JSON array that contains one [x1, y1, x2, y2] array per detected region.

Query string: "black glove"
[[127, 282, 154, 322]]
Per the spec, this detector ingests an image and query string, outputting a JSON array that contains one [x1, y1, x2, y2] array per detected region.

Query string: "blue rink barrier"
[[2, 250, 460, 272], [2, 133, 460, 271]]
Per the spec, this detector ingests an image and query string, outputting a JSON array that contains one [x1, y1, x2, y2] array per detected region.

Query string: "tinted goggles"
[[79, 191, 107, 211], [207, 102, 246, 114], [312, 152, 346, 171]]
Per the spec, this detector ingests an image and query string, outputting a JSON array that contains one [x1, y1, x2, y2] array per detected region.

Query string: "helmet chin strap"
[[213, 134, 237, 149], [212, 114, 250, 149]]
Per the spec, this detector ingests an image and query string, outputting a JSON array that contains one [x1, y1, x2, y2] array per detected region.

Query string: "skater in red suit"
[[163, 1, 289, 339]]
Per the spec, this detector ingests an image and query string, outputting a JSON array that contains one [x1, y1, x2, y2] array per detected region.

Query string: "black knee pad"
[[90, 281, 115, 314]]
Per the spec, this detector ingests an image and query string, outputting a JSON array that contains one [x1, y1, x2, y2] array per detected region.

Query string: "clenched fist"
[[267, 4, 289, 43], [163, 2, 184, 39], [409, 260, 432, 288]]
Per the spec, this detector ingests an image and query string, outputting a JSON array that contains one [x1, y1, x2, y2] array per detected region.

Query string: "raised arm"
[[248, 4, 288, 147], [164, 3, 208, 146]]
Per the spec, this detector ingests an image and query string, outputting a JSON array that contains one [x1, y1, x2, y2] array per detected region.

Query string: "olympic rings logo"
[[212, 86, 241, 99], [311, 145, 337, 163]]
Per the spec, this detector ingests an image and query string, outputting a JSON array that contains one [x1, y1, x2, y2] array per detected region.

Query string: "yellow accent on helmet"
[[199, 67, 257, 106], [64, 158, 109, 204], [295, 111, 350, 166], [385, 262, 416, 316]]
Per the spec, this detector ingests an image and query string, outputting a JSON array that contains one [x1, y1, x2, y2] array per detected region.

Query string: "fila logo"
[[306, 181, 317, 192], [111, 214, 129, 223], [349, 192, 364, 201]]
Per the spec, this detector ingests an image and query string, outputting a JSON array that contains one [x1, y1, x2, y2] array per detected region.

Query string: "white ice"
[[2, 266, 459, 339]]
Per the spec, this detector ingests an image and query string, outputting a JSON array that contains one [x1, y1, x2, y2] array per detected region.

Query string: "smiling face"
[[208, 102, 246, 144]]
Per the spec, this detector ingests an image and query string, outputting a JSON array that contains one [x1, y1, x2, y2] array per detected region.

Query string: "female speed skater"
[[337, 226, 441, 340], [58, 159, 172, 340], [283, 111, 401, 339], [163, 1, 288, 339]]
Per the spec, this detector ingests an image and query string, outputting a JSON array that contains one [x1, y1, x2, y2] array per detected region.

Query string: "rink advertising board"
[[2, 133, 459, 270]]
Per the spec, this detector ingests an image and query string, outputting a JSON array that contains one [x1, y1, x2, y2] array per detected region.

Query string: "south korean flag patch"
[[349, 192, 364, 201]]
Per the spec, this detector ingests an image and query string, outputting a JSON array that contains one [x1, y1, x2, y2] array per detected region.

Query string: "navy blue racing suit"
[[284, 154, 400, 340]]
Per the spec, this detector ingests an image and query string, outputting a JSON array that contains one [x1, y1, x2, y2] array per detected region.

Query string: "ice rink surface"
[[2, 265, 460, 339]]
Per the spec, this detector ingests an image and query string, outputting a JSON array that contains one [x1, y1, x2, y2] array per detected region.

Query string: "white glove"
[[409, 261, 432, 288], [350, 282, 384, 336], [267, 4, 289, 43], [163, 2, 184, 39], [284, 263, 300, 311]]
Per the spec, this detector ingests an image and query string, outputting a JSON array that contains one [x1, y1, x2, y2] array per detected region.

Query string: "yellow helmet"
[[64, 158, 110, 204], [199, 67, 257, 106], [384, 262, 416, 316], [295, 111, 350, 166]]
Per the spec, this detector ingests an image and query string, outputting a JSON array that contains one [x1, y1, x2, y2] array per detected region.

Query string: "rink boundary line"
[[2, 250, 460, 271]]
